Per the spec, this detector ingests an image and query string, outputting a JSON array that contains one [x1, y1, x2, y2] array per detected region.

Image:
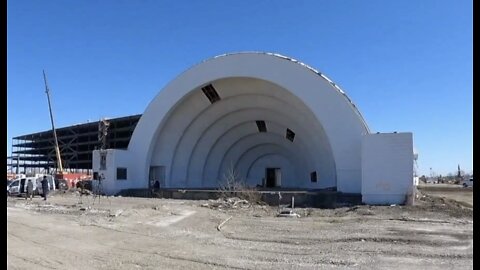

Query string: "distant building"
[[8, 115, 141, 174]]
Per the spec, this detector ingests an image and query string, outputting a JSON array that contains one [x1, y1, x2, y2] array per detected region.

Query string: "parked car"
[[461, 178, 473, 188]]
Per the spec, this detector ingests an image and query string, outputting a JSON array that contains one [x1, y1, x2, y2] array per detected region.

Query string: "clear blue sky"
[[7, 0, 472, 176]]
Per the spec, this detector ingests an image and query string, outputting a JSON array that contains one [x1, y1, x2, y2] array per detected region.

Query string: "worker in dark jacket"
[[41, 176, 49, 201], [26, 179, 34, 201]]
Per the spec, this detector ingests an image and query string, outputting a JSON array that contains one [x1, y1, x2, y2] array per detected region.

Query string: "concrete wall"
[[361, 133, 414, 205]]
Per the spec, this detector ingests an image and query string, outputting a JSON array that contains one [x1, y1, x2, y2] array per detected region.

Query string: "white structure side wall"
[[361, 133, 414, 205], [92, 149, 138, 195]]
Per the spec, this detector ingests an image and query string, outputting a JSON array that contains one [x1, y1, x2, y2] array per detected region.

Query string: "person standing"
[[26, 179, 34, 201], [151, 180, 160, 197], [41, 176, 49, 201]]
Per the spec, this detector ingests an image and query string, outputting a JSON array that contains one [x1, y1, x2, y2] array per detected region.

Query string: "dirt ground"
[[7, 187, 473, 270], [417, 183, 473, 207]]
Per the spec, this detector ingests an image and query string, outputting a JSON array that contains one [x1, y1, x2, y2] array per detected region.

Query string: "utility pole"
[[43, 70, 63, 173]]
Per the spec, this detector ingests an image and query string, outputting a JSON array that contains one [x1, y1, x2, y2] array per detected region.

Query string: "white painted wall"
[[361, 133, 414, 205], [92, 149, 140, 195]]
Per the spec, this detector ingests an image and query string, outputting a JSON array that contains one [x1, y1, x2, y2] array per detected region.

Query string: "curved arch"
[[236, 146, 301, 187], [234, 143, 302, 176], [168, 93, 309, 176], [246, 153, 297, 187], [217, 133, 310, 182], [168, 88, 331, 183], [185, 111, 327, 186], [202, 121, 316, 185], [197, 107, 325, 180], [182, 91, 323, 178], [231, 123, 313, 175], [128, 52, 370, 193], [187, 120, 314, 186]]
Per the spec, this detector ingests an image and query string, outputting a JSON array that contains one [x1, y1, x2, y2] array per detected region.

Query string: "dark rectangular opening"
[[100, 152, 107, 170], [286, 128, 295, 142], [256, 120, 267, 132], [20, 179, 26, 193], [116, 167, 127, 180], [201, 84, 221, 104], [265, 168, 276, 188], [310, 171, 317, 183]]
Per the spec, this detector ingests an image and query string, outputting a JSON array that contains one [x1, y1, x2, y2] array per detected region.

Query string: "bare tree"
[[218, 164, 262, 203]]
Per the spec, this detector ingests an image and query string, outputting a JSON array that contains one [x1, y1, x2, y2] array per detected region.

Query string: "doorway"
[[20, 179, 26, 194], [265, 168, 281, 188], [149, 166, 166, 189]]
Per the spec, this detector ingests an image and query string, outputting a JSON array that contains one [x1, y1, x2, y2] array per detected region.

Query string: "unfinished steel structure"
[[8, 115, 141, 174]]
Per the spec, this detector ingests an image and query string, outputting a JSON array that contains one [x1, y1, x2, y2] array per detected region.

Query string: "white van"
[[7, 177, 39, 196], [36, 175, 56, 195], [461, 178, 473, 188], [7, 179, 20, 195]]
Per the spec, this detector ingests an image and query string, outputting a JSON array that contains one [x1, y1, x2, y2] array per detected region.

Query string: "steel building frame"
[[7, 114, 141, 174]]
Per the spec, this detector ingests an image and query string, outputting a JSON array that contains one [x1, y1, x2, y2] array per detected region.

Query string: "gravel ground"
[[7, 189, 473, 270]]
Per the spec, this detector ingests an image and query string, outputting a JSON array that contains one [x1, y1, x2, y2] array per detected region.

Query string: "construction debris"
[[277, 209, 300, 218], [216, 216, 233, 231], [201, 197, 251, 209], [109, 209, 123, 217]]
